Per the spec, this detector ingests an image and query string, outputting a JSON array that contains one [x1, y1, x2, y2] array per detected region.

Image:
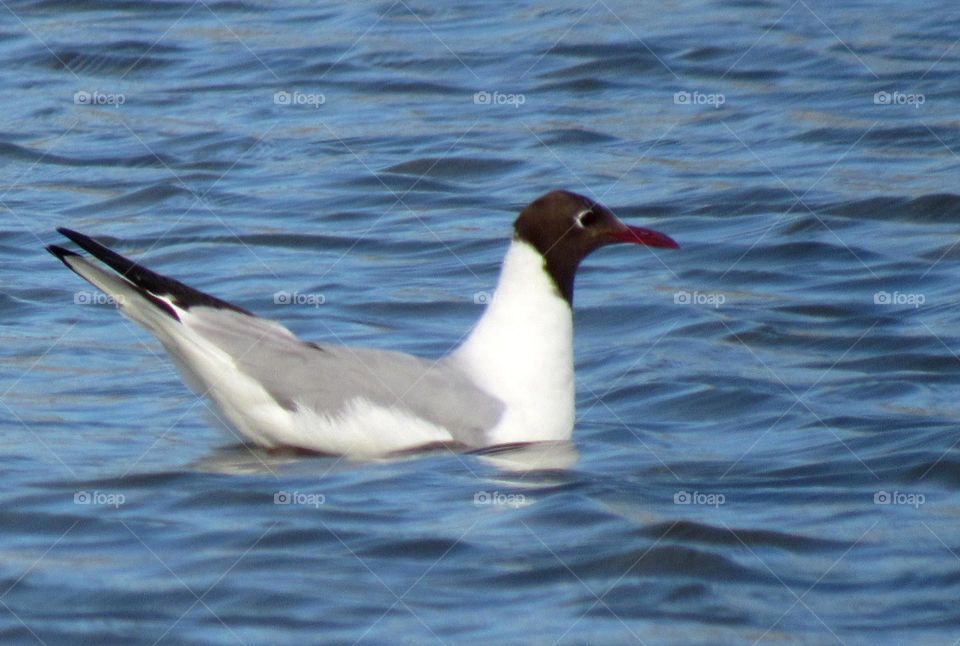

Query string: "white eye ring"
[[576, 209, 597, 228]]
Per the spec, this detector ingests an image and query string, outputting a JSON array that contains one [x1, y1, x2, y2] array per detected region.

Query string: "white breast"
[[449, 239, 575, 445]]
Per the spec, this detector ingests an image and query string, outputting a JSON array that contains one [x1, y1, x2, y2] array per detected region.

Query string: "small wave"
[[384, 156, 521, 179], [825, 193, 960, 223], [796, 125, 959, 149], [40, 45, 178, 75], [0, 141, 176, 168]]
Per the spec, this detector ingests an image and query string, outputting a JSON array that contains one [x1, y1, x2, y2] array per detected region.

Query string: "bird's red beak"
[[608, 225, 679, 249]]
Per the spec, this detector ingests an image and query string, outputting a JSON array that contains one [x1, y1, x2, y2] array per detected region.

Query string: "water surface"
[[2, 1, 959, 644]]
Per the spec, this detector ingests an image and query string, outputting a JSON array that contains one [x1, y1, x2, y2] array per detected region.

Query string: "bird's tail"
[[47, 243, 178, 335]]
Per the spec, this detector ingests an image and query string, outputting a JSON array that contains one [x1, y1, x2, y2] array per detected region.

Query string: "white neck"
[[450, 239, 575, 444]]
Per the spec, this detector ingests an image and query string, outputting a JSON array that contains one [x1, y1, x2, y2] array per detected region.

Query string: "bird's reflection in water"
[[188, 440, 580, 476]]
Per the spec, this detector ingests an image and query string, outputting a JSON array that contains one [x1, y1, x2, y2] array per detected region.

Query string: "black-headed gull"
[[48, 190, 678, 456]]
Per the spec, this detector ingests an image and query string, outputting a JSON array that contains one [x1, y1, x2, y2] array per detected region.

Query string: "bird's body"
[[48, 190, 677, 456]]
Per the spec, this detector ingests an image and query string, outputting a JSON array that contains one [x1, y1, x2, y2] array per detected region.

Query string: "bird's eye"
[[577, 210, 600, 228]]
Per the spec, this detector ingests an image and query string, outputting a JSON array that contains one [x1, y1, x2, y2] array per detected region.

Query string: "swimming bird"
[[47, 190, 678, 456]]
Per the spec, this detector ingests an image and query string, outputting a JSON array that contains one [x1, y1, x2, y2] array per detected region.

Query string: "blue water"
[[2, 1, 959, 643]]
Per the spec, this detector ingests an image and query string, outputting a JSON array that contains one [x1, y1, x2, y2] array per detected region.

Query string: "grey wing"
[[182, 308, 504, 447]]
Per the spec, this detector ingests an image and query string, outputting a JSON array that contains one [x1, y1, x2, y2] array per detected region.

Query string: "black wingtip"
[[51, 227, 253, 317], [56, 227, 84, 247], [47, 244, 79, 262], [56, 227, 108, 254]]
